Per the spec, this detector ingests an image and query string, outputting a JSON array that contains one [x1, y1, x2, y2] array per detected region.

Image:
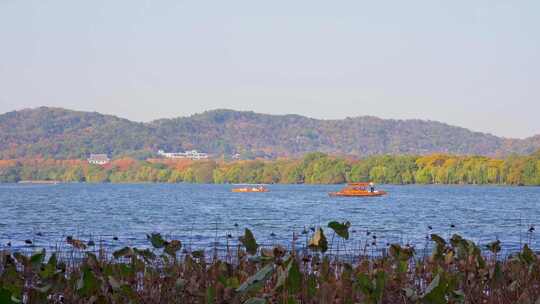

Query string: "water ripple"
[[0, 184, 539, 252]]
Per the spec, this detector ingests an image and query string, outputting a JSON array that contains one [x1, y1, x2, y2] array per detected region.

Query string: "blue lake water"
[[0, 183, 539, 253]]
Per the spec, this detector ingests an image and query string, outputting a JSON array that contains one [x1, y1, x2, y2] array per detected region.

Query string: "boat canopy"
[[347, 182, 371, 186]]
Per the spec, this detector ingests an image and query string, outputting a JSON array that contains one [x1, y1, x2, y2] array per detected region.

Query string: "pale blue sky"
[[1, 1, 539, 138]]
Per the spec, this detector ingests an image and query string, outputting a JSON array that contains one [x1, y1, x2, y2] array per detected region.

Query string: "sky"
[[1, 1, 539, 138]]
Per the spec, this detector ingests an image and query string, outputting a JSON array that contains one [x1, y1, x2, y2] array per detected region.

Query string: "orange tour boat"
[[329, 182, 387, 197], [231, 185, 269, 193]]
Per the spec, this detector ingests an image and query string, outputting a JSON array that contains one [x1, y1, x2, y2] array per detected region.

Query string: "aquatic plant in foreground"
[[1, 222, 539, 303]]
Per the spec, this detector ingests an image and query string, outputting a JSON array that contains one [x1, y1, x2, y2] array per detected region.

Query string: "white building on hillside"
[[158, 149, 209, 160], [88, 154, 110, 165]]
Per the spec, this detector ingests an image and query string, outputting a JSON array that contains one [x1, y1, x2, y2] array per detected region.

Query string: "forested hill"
[[1, 107, 539, 159]]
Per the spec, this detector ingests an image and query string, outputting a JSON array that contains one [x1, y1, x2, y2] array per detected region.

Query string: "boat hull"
[[329, 191, 387, 197], [232, 188, 269, 193]]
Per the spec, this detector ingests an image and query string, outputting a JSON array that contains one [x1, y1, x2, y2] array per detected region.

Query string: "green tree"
[[415, 167, 433, 184], [369, 166, 388, 184], [85, 165, 109, 183], [191, 161, 217, 183]]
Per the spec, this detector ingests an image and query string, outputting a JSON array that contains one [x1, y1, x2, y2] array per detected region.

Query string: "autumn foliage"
[[1, 151, 540, 185]]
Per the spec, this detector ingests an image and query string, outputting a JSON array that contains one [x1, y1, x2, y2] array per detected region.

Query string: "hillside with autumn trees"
[[1, 151, 540, 185], [1, 107, 540, 159]]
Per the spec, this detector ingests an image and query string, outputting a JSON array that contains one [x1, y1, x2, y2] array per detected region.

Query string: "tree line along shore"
[[1, 151, 540, 185]]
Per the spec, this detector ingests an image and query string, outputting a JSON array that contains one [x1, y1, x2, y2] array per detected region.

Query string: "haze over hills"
[[1, 107, 539, 159]]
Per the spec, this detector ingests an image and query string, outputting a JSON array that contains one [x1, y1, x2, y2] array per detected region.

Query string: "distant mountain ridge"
[[0, 107, 539, 159]]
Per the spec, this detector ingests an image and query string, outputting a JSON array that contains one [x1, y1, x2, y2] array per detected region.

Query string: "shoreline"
[[17, 180, 62, 184], [2, 180, 536, 186]]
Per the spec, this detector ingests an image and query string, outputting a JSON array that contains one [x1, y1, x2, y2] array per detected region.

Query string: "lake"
[[0, 183, 539, 253]]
